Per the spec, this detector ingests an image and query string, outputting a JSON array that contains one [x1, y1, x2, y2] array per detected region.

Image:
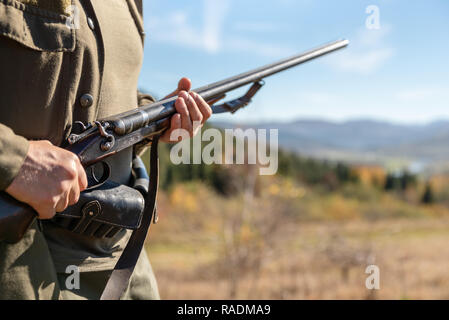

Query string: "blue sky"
[[138, 0, 449, 124]]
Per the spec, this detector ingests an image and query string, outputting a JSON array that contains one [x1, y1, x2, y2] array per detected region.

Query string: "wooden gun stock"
[[0, 193, 36, 244]]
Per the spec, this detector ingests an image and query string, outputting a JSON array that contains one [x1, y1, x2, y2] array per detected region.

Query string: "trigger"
[[85, 162, 111, 191]]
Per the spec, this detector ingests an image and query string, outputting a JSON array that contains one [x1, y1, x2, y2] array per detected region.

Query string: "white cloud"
[[226, 37, 293, 58], [145, 0, 290, 58], [396, 88, 449, 102], [301, 92, 337, 105], [203, 0, 231, 52], [330, 48, 394, 74], [357, 24, 392, 47], [277, 0, 313, 7], [232, 21, 280, 33], [146, 11, 203, 50]]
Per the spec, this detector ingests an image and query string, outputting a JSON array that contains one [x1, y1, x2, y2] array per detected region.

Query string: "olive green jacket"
[[0, 0, 161, 299], [0, 0, 152, 191]]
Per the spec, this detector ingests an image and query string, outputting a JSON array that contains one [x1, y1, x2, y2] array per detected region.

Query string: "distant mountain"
[[211, 119, 449, 173]]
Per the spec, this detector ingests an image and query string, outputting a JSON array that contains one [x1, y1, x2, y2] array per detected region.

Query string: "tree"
[[400, 170, 416, 191], [421, 183, 435, 204], [384, 174, 396, 191]]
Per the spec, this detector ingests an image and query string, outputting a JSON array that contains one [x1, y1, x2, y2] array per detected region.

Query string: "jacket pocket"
[[0, 0, 75, 52]]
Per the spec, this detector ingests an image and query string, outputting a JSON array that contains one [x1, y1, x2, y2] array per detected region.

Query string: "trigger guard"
[[85, 162, 111, 191]]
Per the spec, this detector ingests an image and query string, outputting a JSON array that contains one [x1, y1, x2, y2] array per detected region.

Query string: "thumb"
[[164, 78, 192, 99], [177, 77, 192, 92]]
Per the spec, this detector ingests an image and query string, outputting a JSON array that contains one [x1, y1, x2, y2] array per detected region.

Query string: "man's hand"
[[160, 78, 212, 143], [5, 140, 88, 220]]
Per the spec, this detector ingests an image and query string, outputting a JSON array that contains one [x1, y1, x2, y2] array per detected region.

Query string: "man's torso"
[[0, 0, 144, 272]]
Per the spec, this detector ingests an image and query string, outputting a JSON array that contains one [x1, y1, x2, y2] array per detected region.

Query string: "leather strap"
[[100, 0, 152, 300], [100, 137, 160, 300]]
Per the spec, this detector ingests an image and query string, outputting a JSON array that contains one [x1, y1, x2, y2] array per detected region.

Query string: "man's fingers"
[[161, 78, 210, 142], [171, 113, 182, 127], [175, 96, 193, 135], [68, 183, 80, 206], [162, 113, 182, 142], [190, 92, 212, 124], [76, 162, 88, 192], [179, 91, 203, 125], [169, 114, 182, 142], [55, 191, 70, 213]]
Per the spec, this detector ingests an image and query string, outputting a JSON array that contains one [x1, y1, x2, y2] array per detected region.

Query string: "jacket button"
[[80, 94, 94, 108], [87, 17, 95, 30]]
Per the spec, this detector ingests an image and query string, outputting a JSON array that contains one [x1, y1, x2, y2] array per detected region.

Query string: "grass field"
[[144, 179, 449, 300]]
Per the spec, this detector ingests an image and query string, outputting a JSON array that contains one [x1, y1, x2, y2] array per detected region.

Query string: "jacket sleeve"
[[0, 123, 29, 191], [137, 91, 156, 106]]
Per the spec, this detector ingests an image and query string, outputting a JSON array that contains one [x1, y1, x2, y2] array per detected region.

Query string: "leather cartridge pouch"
[[51, 180, 145, 238], [51, 155, 149, 238]]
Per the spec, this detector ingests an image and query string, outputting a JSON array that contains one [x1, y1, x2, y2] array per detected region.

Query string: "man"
[[0, 0, 211, 299]]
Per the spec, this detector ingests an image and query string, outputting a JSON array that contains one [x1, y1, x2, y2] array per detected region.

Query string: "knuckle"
[[79, 177, 88, 190], [51, 195, 61, 206], [64, 162, 78, 180], [68, 152, 79, 162], [70, 194, 80, 205], [61, 199, 69, 211], [54, 180, 70, 195], [55, 196, 69, 212], [179, 90, 188, 99], [42, 194, 58, 208], [175, 98, 185, 110], [67, 153, 81, 166], [67, 167, 78, 180], [186, 95, 194, 106], [71, 188, 81, 204], [54, 182, 66, 195], [206, 107, 213, 118], [177, 105, 189, 116]]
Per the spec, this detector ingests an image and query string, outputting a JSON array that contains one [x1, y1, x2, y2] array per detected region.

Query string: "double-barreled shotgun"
[[0, 39, 349, 244], [106, 39, 350, 136]]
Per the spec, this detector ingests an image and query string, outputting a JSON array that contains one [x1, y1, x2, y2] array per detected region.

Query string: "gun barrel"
[[196, 39, 349, 100], [107, 39, 349, 135]]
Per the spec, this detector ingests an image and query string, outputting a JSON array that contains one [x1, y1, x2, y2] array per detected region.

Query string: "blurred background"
[[138, 0, 449, 299]]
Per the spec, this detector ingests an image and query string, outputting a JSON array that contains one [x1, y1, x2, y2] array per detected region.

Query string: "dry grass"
[[144, 178, 449, 300], [147, 217, 449, 300]]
